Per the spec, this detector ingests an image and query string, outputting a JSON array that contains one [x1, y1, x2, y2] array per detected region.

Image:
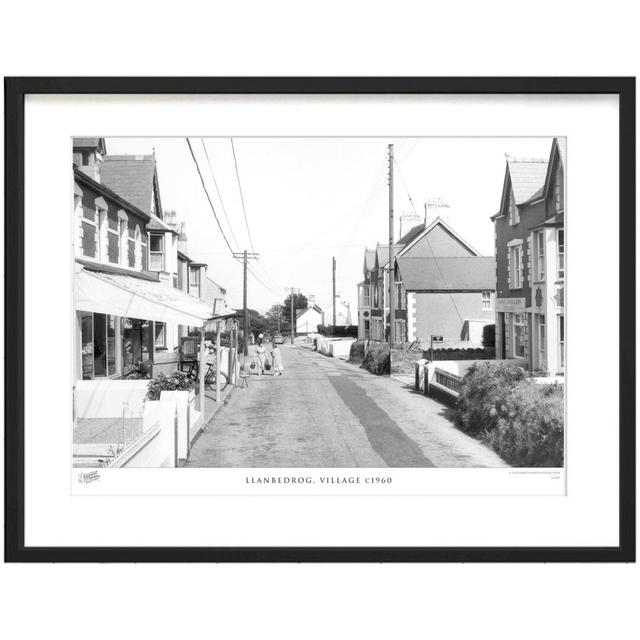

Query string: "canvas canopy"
[[75, 265, 215, 326]]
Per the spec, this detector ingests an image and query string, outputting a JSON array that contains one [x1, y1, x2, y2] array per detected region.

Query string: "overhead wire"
[[229, 138, 283, 290], [200, 139, 241, 252], [185, 137, 236, 255], [186, 137, 280, 298], [392, 149, 466, 329]]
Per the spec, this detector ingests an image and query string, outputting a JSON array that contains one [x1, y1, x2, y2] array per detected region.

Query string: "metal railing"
[[434, 368, 462, 394]]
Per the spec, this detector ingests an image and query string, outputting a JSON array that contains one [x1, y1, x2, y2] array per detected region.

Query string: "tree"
[[265, 304, 284, 334], [282, 293, 308, 328]]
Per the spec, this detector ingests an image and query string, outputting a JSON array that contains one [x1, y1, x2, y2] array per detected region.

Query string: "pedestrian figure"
[[255, 339, 267, 375], [271, 342, 284, 376]]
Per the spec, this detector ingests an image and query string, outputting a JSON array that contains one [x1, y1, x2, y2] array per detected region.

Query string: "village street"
[[186, 343, 506, 468]]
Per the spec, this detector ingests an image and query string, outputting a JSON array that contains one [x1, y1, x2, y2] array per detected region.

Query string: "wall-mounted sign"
[[495, 297, 526, 313]]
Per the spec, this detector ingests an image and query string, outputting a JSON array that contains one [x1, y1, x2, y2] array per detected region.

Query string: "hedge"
[[317, 324, 359, 338], [455, 361, 564, 467]]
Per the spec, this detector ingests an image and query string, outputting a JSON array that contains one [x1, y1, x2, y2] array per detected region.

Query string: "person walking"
[[271, 342, 284, 376], [255, 338, 267, 375]]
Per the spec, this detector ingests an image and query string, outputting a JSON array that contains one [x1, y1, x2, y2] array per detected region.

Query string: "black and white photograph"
[[72, 135, 565, 471]]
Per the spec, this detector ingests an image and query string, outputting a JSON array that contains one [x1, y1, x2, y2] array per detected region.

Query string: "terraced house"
[[73, 138, 224, 383], [492, 138, 565, 377]]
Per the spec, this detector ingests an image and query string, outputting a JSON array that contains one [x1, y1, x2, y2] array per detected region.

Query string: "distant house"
[[322, 295, 353, 327], [296, 304, 323, 334], [392, 217, 496, 345], [492, 139, 565, 375]]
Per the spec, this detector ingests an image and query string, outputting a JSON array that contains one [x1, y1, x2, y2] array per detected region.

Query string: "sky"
[[105, 137, 554, 314]]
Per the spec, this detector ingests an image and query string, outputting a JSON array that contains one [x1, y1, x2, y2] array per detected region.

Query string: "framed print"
[[4, 77, 635, 562]]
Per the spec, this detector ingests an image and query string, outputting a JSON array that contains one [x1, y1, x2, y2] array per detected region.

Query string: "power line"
[[200, 139, 241, 251], [229, 138, 282, 290], [185, 138, 235, 255], [187, 137, 280, 300]]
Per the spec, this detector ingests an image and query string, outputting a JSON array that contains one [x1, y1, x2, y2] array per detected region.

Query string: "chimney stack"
[[177, 221, 188, 253]]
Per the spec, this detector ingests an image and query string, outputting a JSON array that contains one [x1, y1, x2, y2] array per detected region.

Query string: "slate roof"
[[397, 223, 426, 246], [73, 138, 106, 153], [101, 155, 157, 214], [396, 256, 496, 291], [364, 249, 376, 272], [376, 244, 404, 268], [508, 159, 548, 204], [296, 305, 322, 319]]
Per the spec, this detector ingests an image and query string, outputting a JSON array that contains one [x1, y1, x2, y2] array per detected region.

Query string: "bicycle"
[[179, 359, 229, 392]]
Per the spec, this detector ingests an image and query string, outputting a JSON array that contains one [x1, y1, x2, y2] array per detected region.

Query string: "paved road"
[[186, 344, 506, 468]]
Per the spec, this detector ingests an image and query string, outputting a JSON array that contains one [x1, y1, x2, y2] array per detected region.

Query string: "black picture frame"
[[4, 77, 635, 563]]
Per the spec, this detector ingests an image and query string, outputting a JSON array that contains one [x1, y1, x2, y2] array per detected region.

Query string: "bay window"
[[557, 229, 565, 279], [536, 230, 545, 281], [149, 234, 165, 271]]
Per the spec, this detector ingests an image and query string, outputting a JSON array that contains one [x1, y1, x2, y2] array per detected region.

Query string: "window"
[[537, 314, 546, 370], [558, 314, 565, 371], [557, 229, 565, 279], [512, 313, 526, 358], [395, 320, 406, 343], [189, 267, 201, 298], [509, 244, 522, 289], [482, 291, 492, 310], [149, 234, 165, 271], [80, 313, 117, 379], [536, 230, 545, 281], [363, 319, 370, 340], [154, 322, 166, 349], [118, 212, 129, 266], [123, 318, 153, 372], [362, 285, 371, 307]]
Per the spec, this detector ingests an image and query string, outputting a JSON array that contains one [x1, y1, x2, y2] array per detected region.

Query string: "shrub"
[[123, 362, 151, 379], [455, 361, 526, 436], [361, 343, 390, 375], [317, 324, 359, 338], [146, 372, 195, 401], [482, 324, 496, 348], [484, 383, 564, 467], [349, 340, 366, 362]]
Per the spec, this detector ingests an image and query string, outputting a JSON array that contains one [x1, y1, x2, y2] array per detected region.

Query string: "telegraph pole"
[[285, 286, 300, 344], [332, 257, 337, 328], [388, 143, 395, 347], [232, 250, 259, 356]]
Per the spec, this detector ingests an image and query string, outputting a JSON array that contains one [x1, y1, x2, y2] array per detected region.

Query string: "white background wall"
[[1, 4, 638, 640]]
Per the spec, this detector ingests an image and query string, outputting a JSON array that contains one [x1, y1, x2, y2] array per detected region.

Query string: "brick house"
[[73, 138, 225, 382], [492, 138, 565, 375]]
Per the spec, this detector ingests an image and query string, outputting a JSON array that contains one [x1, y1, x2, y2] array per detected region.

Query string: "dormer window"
[[189, 266, 201, 298], [149, 233, 165, 271]]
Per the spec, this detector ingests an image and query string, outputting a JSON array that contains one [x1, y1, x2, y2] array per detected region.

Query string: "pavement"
[[185, 343, 506, 468]]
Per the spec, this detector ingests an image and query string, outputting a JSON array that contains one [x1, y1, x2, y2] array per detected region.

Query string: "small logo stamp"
[[78, 470, 101, 484]]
